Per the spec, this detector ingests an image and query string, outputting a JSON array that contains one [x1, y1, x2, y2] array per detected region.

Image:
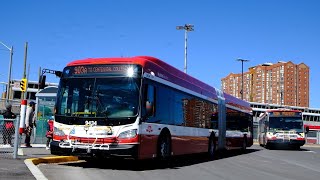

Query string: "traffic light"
[[38, 75, 46, 89], [20, 78, 27, 92]]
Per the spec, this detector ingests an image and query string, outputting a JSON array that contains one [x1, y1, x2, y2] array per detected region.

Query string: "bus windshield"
[[269, 117, 303, 132], [56, 77, 140, 119]]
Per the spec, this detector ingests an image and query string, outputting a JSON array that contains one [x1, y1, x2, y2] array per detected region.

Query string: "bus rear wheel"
[[241, 137, 247, 153], [208, 135, 216, 160]]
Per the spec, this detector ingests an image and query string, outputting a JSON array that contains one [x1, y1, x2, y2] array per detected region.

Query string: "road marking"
[[305, 150, 316, 153]]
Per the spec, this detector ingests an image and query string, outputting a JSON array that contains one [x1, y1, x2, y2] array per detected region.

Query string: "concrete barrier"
[[25, 156, 79, 180]]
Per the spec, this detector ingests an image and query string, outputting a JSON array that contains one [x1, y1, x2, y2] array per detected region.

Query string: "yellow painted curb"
[[29, 156, 79, 165]]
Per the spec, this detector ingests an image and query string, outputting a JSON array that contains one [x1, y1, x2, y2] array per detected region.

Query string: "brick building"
[[221, 61, 309, 107]]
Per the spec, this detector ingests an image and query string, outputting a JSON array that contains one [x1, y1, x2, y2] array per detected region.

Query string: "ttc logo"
[[146, 125, 153, 133]]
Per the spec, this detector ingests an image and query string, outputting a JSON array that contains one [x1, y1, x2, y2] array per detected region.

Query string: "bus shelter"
[[34, 86, 57, 144]]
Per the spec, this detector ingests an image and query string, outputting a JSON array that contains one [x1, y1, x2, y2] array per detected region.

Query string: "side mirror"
[[305, 126, 309, 134], [146, 100, 154, 116], [39, 75, 46, 89]]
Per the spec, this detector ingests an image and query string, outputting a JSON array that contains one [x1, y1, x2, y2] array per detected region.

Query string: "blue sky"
[[0, 0, 319, 108]]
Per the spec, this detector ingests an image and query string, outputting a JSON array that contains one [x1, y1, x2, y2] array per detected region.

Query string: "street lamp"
[[176, 24, 194, 74], [0, 41, 13, 103], [237, 58, 249, 100]]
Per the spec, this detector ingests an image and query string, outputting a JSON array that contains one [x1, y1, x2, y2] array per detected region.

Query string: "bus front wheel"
[[157, 132, 171, 161]]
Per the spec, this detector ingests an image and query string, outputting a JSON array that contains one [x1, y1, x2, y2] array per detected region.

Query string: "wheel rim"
[[160, 137, 169, 158]]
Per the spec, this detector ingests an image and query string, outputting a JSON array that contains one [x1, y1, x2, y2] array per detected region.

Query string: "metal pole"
[[13, 115, 21, 159], [237, 58, 249, 100], [24, 64, 30, 99], [6, 46, 13, 103], [177, 24, 194, 74], [0, 42, 13, 103], [241, 61, 244, 100], [38, 67, 41, 91], [21, 42, 28, 100], [184, 29, 188, 74]]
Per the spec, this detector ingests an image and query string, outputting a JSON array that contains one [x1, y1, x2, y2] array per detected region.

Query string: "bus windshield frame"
[[55, 64, 142, 125]]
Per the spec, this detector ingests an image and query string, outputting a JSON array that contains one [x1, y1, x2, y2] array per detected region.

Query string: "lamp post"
[[0, 41, 13, 103], [176, 24, 194, 74], [237, 58, 249, 100]]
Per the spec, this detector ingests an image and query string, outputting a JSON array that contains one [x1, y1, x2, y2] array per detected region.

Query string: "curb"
[[302, 144, 320, 148], [24, 156, 79, 180]]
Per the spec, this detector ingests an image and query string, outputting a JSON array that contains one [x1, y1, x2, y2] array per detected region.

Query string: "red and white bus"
[[258, 109, 307, 149], [50, 56, 253, 160]]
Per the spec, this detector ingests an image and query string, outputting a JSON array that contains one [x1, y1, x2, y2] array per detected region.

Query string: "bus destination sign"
[[63, 64, 141, 77], [270, 111, 301, 117], [73, 65, 129, 75]]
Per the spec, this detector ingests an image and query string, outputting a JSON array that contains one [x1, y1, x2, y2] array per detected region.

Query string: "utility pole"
[[21, 42, 28, 100], [237, 58, 249, 100], [0, 41, 13, 103]]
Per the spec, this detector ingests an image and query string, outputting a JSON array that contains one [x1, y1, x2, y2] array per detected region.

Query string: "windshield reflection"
[[56, 77, 140, 118], [269, 117, 303, 132]]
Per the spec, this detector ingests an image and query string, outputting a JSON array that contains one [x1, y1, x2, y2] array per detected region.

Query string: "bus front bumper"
[[50, 140, 138, 158], [268, 139, 305, 146]]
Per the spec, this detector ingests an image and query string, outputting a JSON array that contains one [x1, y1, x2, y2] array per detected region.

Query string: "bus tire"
[[50, 146, 63, 155], [259, 144, 264, 147], [208, 134, 216, 160], [293, 145, 300, 150], [265, 143, 272, 150], [157, 130, 171, 161], [241, 136, 247, 153]]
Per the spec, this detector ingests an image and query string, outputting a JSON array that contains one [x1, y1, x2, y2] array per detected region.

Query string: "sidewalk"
[[0, 144, 52, 180]]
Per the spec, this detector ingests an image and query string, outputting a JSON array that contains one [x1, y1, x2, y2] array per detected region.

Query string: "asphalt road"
[[39, 145, 320, 180]]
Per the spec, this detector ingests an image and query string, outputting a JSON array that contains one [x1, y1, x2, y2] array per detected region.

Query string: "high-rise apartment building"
[[221, 61, 309, 107]]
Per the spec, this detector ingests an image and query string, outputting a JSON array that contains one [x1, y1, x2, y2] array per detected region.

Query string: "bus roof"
[[67, 56, 251, 113]]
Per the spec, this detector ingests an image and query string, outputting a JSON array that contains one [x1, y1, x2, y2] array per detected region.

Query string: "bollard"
[[19, 100, 27, 134]]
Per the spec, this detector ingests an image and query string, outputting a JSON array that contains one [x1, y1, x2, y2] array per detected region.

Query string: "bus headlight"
[[54, 127, 65, 136], [118, 129, 137, 139]]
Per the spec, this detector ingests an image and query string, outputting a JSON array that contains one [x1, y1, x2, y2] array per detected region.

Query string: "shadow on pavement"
[[62, 148, 261, 171], [266, 146, 310, 151]]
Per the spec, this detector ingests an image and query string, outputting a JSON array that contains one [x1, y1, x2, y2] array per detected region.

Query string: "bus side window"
[[144, 84, 156, 117]]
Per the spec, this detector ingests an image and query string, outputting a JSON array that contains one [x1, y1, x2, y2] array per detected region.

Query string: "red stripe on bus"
[[53, 135, 139, 144], [304, 125, 320, 130]]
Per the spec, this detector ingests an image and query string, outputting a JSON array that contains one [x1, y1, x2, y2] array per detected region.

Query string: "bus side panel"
[[138, 134, 158, 159], [227, 137, 242, 149], [171, 136, 208, 155], [171, 135, 190, 155], [139, 123, 210, 158]]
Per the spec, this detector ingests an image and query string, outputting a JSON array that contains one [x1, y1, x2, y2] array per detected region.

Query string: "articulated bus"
[[258, 109, 307, 149], [50, 56, 253, 160]]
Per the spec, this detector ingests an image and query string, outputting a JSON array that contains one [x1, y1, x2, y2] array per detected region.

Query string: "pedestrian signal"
[[20, 78, 27, 92]]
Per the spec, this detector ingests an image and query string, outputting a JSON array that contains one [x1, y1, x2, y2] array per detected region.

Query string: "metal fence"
[[0, 115, 49, 159], [0, 117, 19, 159]]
